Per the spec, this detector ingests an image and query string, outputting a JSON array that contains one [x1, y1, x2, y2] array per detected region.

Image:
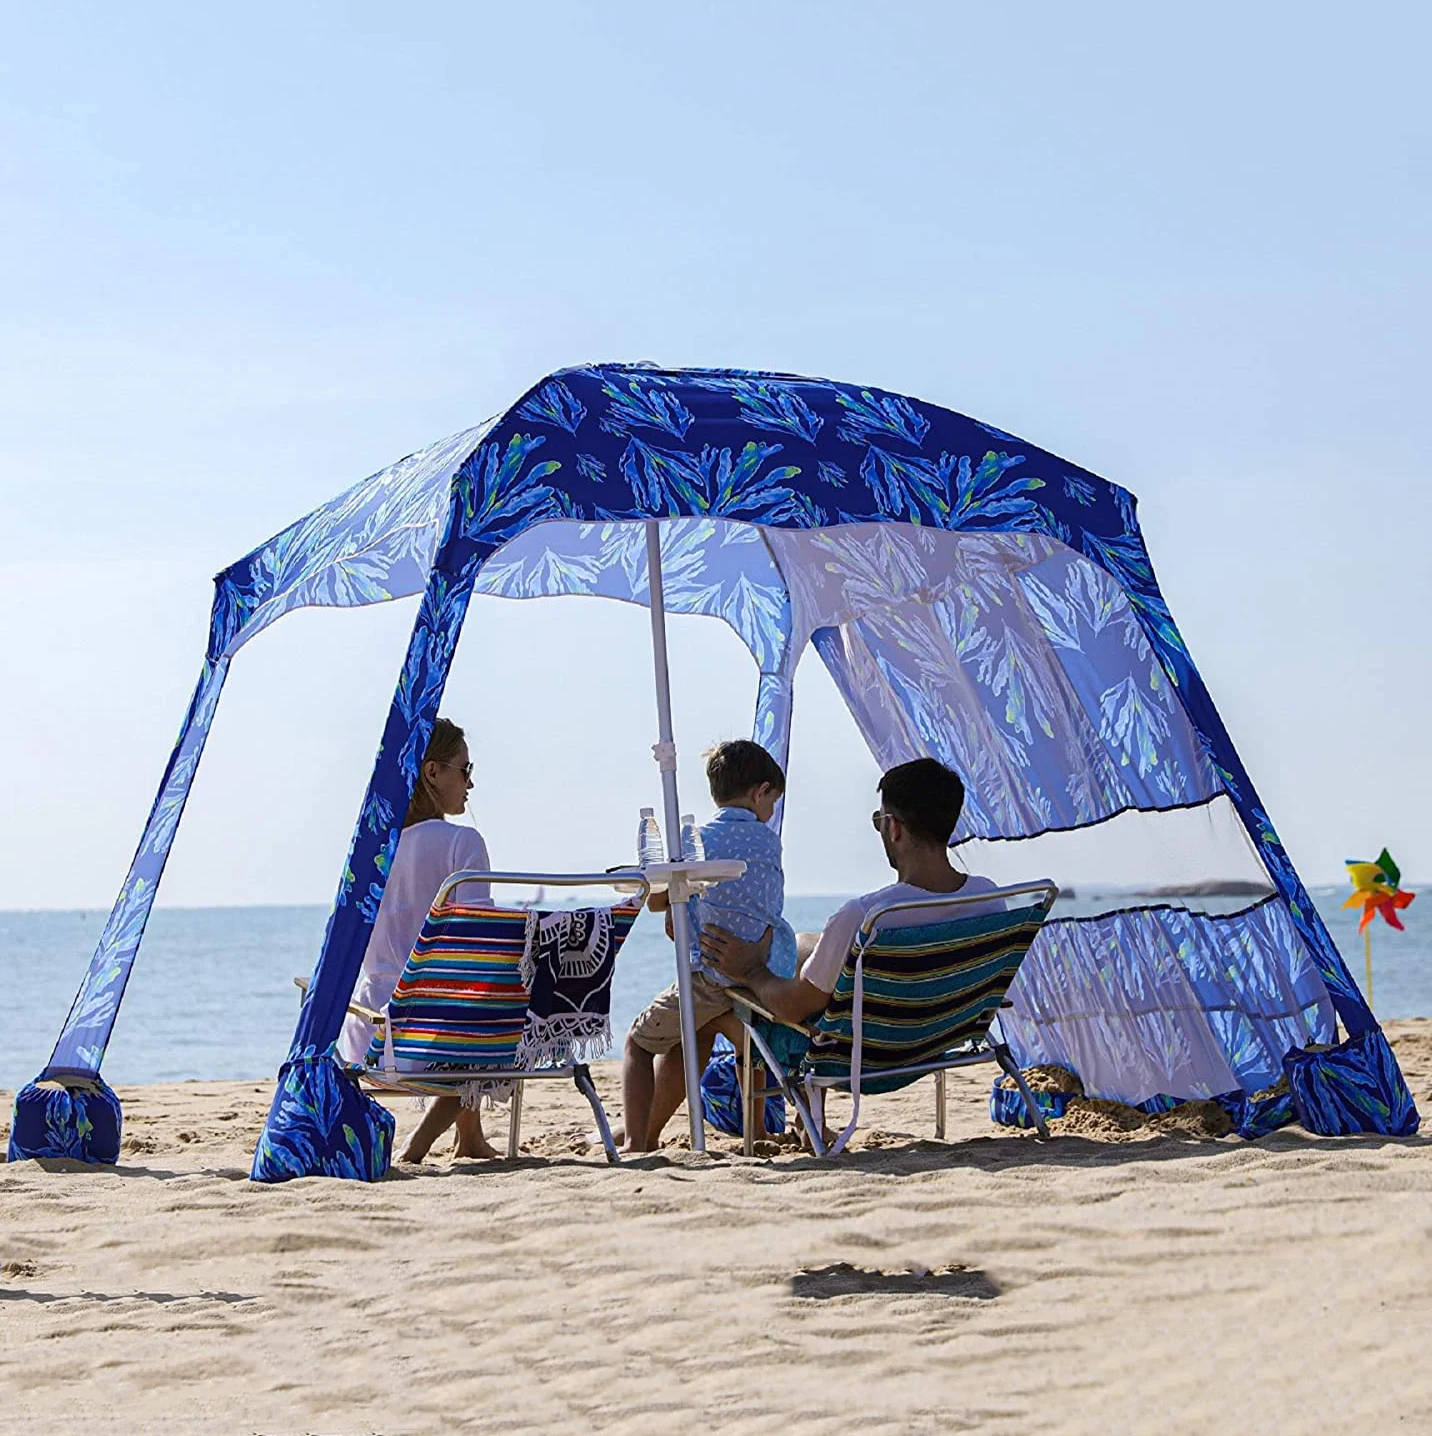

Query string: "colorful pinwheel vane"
[[1344, 848, 1415, 1010], [1344, 848, 1416, 934]]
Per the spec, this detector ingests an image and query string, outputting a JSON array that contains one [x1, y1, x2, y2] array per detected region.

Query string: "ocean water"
[[1, 890, 1427, 1091]]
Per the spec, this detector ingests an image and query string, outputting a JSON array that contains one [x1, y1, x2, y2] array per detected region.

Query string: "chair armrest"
[[292, 975, 383, 1026], [728, 987, 817, 1037]]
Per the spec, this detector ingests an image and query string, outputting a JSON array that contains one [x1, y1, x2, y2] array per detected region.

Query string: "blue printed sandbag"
[[700, 1035, 785, 1137]]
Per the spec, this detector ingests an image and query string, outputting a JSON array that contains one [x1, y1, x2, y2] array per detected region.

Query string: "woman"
[[336, 717, 497, 1161]]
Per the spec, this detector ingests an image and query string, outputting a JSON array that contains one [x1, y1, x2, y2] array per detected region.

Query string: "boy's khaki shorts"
[[628, 970, 734, 1055]]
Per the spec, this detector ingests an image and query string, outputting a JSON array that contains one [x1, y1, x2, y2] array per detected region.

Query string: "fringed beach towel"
[[516, 900, 641, 1067]]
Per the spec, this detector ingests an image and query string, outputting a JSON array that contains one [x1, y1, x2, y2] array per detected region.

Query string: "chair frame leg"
[[573, 1063, 621, 1164], [506, 1081, 524, 1159], [934, 1069, 947, 1141], [805, 1081, 832, 1155], [744, 1021, 826, 1157], [741, 1026, 756, 1157], [994, 1043, 1049, 1139]]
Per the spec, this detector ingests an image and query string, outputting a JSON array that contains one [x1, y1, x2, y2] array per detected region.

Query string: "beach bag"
[[700, 1034, 786, 1136]]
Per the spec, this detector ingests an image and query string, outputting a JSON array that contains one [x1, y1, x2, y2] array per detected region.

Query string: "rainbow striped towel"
[[367, 903, 530, 1073]]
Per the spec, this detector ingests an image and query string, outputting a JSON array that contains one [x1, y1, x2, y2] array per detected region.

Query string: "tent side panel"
[[1099, 524, 1417, 1133], [44, 654, 230, 1079], [1104, 527, 1372, 1031], [1002, 898, 1335, 1106], [753, 670, 793, 768], [8, 653, 230, 1163], [752, 670, 794, 836]]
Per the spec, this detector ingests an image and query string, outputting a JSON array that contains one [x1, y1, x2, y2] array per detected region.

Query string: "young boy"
[[619, 740, 797, 1153]]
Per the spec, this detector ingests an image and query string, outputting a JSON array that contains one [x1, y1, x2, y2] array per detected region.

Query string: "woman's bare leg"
[[453, 1102, 498, 1159], [400, 1096, 499, 1161], [400, 1096, 459, 1162]]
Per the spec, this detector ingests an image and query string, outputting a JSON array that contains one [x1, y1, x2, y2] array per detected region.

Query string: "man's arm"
[[741, 964, 831, 1026], [700, 926, 830, 1025]]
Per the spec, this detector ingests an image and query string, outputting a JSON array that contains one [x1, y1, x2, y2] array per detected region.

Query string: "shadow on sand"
[[790, 1261, 1001, 1301]]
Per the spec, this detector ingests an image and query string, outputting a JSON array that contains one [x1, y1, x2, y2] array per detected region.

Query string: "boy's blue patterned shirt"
[[690, 806, 798, 980]]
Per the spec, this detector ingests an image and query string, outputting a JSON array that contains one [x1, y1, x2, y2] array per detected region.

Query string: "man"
[[702, 757, 1007, 1019]]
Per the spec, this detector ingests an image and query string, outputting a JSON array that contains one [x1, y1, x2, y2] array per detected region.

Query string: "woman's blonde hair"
[[404, 717, 467, 827]]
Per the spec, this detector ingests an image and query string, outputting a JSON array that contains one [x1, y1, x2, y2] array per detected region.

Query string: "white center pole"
[[644, 519, 706, 1153]]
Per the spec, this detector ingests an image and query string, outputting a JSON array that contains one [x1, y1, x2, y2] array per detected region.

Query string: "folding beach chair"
[[730, 881, 1058, 1157], [301, 870, 646, 1164]]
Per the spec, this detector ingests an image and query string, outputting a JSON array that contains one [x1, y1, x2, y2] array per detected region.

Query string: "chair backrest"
[[368, 898, 641, 1071], [807, 899, 1053, 1081]]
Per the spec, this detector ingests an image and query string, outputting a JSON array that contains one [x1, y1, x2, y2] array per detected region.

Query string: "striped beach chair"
[[343, 869, 647, 1163], [731, 882, 1058, 1156]]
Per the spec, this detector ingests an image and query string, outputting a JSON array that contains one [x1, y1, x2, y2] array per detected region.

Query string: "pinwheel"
[[1343, 848, 1416, 1006]]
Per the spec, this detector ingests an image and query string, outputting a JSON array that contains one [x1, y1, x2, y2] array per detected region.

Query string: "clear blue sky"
[[2, 2, 1429, 908]]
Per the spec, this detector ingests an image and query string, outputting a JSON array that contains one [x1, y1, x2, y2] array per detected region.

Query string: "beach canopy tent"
[[10, 363, 1418, 1177]]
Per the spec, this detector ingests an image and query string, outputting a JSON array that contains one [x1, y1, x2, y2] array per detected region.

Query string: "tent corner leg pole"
[[644, 519, 706, 1154]]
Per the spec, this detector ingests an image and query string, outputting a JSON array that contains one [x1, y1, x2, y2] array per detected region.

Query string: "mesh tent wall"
[[9, 363, 1416, 1176]]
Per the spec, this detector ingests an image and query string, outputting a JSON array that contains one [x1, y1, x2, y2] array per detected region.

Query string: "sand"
[[2, 1020, 1430, 1435]]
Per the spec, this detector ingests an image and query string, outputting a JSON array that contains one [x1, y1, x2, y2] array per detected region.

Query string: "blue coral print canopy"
[[9, 363, 1417, 1176]]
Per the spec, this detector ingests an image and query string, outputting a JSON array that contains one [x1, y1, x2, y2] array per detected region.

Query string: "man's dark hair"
[[878, 758, 965, 846], [705, 740, 786, 805]]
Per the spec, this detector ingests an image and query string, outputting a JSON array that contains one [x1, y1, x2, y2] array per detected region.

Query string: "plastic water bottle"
[[637, 807, 664, 869], [678, 813, 709, 974], [679, 813, 706, 863]]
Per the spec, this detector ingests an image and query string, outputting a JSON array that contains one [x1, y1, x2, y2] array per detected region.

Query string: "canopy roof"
[[211, 362, 1150, 659], [21, 362, 1414, 1181], [206, 364, 1213, 842]]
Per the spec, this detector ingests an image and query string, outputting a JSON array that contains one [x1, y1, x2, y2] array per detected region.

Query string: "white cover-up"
[[335, 819, 490, 1065]]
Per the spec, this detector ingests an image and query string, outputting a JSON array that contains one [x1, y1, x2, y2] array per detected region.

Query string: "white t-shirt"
[[800, 875, 1007, 995], [336, 819, 491, 1064]]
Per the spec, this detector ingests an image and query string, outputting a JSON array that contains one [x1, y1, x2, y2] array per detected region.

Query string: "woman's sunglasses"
[[439, 760, 474, 781]]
